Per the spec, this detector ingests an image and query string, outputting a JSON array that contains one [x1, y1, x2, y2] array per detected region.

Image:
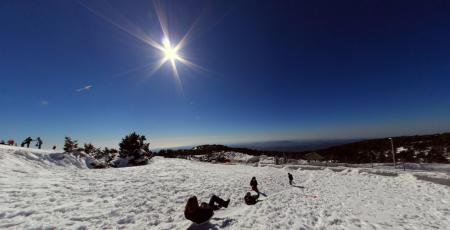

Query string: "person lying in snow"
[[250, 177, 259, 193], [184, 195, 230, 224], [244, 191, 260, 205]]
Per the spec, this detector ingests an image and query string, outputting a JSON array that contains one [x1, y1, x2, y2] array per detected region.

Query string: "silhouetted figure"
[[288, 173, 294, 185], [184, 195, 230, 224], [53, 145, 56, 150], [21, 137, 33, 148], [36, 137, 43, 149], [0, 140, 4, 145], [244, 192, 260, 205], [250, 177, 259, 193]]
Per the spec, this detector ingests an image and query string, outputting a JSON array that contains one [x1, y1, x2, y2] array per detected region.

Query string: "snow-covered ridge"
[[196, 150, 450, 174], [0, 145, 94, 173]]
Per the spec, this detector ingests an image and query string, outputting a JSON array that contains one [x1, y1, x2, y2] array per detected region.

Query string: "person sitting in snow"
[[21, 137, 33, 148], [36, 137, 43, 149], [244, 191, 260, 205], [184, 195, 230, 224], [250, 177, 259, 193], [288, 173, 294, 185]]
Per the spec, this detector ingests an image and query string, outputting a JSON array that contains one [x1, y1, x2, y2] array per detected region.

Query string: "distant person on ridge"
[[53, 145, 56, 150], [184, 195, 230, 224], [244, 191, 260, 205], [288, 173, 294, 185], [7, 139, 15, 146], [36, 137, 43, 149], [0, 140, 4, 145], [21, 137, 33, 148], [250, 177, 259, 193]]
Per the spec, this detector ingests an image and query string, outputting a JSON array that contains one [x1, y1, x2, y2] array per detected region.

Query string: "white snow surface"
[[1, 145, 450, 229], [221, 151, 254, 162]]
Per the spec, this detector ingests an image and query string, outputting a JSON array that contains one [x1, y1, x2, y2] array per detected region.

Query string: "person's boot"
[[223, 199, 230, 208]]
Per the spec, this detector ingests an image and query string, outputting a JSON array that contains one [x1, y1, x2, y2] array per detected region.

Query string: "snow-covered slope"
[[221, 151, 254, 162], [0, 145, 93, 172], [1, 146, 449, 229]]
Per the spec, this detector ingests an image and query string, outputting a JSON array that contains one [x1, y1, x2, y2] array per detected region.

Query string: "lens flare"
[[162, 38, 180, 62], [79, 0, 203, 92]]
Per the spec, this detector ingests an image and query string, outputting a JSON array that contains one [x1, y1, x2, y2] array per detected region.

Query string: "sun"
[[162, 38, 180, 62], [79, 0, 202, 92]]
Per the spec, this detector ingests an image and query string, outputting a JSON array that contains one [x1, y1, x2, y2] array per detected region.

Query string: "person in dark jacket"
[[244, 192, 260, 205], [184, 195, 230, 224], [52, 145, 56, 150], [288, 173, 294, 185], [250, 177, 259, 193], [36, 137, 43, 149], [21, 137, 33, 148]]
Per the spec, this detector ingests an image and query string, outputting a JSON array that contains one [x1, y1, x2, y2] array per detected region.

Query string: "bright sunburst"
[[158, 37, 183, 80], [80, 0, 201, 91], [161, 38, 180, 62], [153, 36, 186, 86]]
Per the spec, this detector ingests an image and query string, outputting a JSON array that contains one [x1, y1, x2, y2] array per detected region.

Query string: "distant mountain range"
[[230, 139, 360, 152], [314, 132, 450, 163], [158, 133, 450, 164]]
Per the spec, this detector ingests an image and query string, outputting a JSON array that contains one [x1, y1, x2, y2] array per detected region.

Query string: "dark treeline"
[[158, 133, 450, 164], [316, 133, 450, 164], [157, 144, 290, 158]]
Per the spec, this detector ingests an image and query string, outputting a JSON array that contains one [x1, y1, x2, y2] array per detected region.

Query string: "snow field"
[[1, 146, 449, 229]]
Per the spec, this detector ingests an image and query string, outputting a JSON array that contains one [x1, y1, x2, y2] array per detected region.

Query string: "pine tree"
[[84, 143, 95, 155], [119, 132, 151, 165], [428, 146, 448, 163], [63, 137, 78, 153]]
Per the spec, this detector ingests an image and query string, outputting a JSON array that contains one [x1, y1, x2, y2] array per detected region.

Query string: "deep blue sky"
[[1, 0, 450, 149]]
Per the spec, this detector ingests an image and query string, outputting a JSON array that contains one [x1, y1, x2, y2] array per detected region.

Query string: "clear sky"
[[1, 0, 450, 150]]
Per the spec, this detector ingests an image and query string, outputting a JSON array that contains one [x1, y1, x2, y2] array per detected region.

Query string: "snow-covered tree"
[[63, 137, 78, 153], [83, 143, 95, 155], [119, 132, 152, 166]]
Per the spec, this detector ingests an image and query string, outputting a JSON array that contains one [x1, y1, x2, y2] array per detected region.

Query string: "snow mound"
[[396, 173, 418, 183], [192, 151, 258, 164], [259, 155, 275, 165], [0, 145, 94, 173], [339, 168, 360, 175], [221, 151, 254, 162]]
